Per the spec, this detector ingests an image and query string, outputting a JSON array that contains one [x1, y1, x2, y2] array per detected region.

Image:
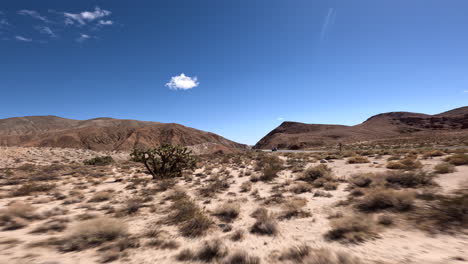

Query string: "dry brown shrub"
[[325, 214, 379, 244], [347, 156, 370, 164], [433, 162, 456, 174]]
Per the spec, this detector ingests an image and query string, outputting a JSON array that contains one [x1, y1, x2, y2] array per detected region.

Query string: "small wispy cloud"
[[18, 10, 50, 23], [64, 7, 111, 26], [463, 90, 468, 93], [166, 73, 199, 90], [76, 33, 91, 42], [98, 20, 113, 25], [35, 25, 57, 38], [15, 35, 32, 42], [320, 8, 337, 41], [277, 117, 285, 121]]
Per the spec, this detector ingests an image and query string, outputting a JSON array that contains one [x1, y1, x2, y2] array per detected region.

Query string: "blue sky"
[[1, 0, 467, 145]]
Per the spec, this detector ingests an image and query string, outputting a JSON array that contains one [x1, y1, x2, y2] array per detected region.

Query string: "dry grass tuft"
[[325, 215, 379, 244], [433, 162, 456, 174], [166, 191, 212, 237], [279, 245, 364, 264], [347, 156, 370, 164], [250, 208, 278, 236], [299, 164, 333, 183], [223, 251, 260, 264], [0, 202, 38, 230], [213, 202, 241, 222], [445, 153, 468, 166], [60, 217, 128, 251], [356, 189, 415, 212], [386, 158, 423, 170]]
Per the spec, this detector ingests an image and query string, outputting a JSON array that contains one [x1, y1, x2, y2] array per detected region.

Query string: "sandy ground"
[[0, 147, 467, 264]]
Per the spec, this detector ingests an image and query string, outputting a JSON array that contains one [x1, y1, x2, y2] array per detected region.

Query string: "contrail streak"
[[320, 8, 336, 41]]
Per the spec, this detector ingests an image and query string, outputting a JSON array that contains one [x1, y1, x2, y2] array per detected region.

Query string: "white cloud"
[[320, 8, 337, 41], [165, 73, 199, 90], [35, 26, 57, 38], [64, 7, 111, 25], [76, 33, 90, 42], [18, 10, 49, 23], [15, 35, 32, 42], [277, 117, 285, 121], [98, 20, 113, 25], [463, 90, 468, 93]]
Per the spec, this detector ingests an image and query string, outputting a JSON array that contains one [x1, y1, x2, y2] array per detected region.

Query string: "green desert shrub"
[[131, 144, 196, 180], [384, 170, 434, 188]]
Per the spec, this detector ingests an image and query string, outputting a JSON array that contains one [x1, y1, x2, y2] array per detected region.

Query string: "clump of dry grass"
[[444, 153, 468, 166], [199, 178, 230, 198], [324, 214, 379, 244], [240, 181, 252, 192], [60, 217, 128, 251], [349, 173, 373, 188], [257, 155, 284, 182], [88, 191, 113, 203], [0, 202, 38, 230], [278, 198, 311, 220], [177, 239, 228, 262], [223, 251, 260, 264], [298, 164, 333, 183], [384, 170, 435, 188], [11, 182, 56, 196], [356, 189, 415, 213], [422, 150, 445, 159], [433, 162, 456, 174], [250, 208, 278, 236], [289, 182, 312, 194], [386, 158, 423, 170], [166, 191, 212, 237], [30, 217, 69, 233], [413, 189, 468, 233], [278, 245, 364, 264], [347, 156, 370, 164], [230, 229, 245, 242], [213, 202, 240, 222]]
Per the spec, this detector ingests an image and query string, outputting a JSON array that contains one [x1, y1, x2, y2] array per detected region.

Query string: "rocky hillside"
[[254, 106, 468, 149], [0, 116, 246, 154]]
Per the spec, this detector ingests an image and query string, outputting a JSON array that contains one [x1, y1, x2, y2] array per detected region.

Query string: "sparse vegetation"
[[433, 162, 456, 174], [445, 153, 468, 166], [83, 156, 114, 166], [356, 189, 415, 212], [387, 158, 423, 170], [347, 155, 370, 164], [250, 208, 278, 236], [325, 215, 379, 243]]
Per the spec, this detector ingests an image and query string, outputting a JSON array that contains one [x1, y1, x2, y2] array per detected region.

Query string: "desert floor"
[[0, 147, 467, 264]]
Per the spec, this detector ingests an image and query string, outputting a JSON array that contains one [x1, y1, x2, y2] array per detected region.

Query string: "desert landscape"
[[0, 110, 467, 264], [2, 2, 468, 263]]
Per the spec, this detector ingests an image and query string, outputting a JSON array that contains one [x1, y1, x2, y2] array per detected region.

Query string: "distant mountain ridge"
[[0, 116, 246, 154], [254, 106, 468, 149]]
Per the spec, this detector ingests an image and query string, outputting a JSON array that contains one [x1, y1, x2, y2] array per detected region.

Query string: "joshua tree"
[[130, 144, 196, 180]]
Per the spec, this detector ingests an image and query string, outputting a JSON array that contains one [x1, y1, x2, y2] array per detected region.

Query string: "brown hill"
[[254, 106, 468, 149], [0, 116, 246, 154]]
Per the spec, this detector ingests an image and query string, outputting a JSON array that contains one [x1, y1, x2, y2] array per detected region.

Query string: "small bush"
[[279, 245, 364, 264], [347, 156, 370, 164], [325, 215, 379, 244], [422, 150, 445, 158], [278, 199, 311, 220], [196, 239, 228, 262], [414, 189, 468, 233], [0, 202, 38, 230], [434, 162, 456, 174], [384, 170, 434, 188], [88, 191, 113, 203], [349, 173, 373, 188], [166, 192, 212, 237], [83, 156, 114, 166], [250, 208, 278, 236], [230, 229, 245, 242], [290, 182, 312, 194], [61, 218, 127, 251], [356, 189, 414, 212], [12, 183, 56, 196], [299, 164, 333, 183], [223, 251, 260, 264], [257, 155, 283, 182], [240, 181, 252, 193], [213, 202, 240, 222], [386, 158, 422, 170], [445, 153, 468, 166]]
